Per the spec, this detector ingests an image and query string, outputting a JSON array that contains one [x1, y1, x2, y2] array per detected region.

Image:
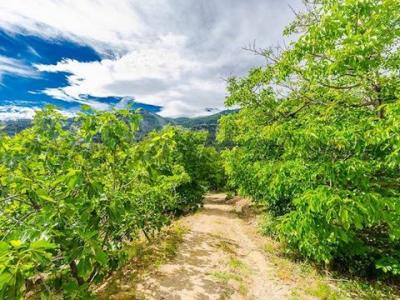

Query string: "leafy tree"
[[0, 106, 221, 297], [137, 125, 226, 214], [219, 0, 400, 277]]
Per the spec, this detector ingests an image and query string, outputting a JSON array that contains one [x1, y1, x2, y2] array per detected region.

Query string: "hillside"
[[0, 110, 235, 141]]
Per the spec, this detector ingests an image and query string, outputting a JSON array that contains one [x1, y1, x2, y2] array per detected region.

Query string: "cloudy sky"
[[0, 0, 302, 120]]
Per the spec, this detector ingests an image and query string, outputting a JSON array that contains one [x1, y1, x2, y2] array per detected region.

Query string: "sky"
[[0, 0, 302, 120]]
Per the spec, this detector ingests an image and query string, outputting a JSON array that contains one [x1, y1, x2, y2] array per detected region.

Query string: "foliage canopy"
[[219, 0, 400, 277], [0, 107, 223, 298]]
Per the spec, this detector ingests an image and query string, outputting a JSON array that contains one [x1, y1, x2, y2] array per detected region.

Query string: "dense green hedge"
[[219, 0, 400, 278], [0, 107, 223, 298]]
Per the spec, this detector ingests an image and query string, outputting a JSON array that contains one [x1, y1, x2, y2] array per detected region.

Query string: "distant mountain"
[[168, 110, 236, 143], [0, 110, 236, 142], [1, 118, 32, 136]]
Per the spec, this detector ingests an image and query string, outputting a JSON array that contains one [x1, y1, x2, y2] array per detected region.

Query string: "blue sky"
[[0, 0, 300, 120]]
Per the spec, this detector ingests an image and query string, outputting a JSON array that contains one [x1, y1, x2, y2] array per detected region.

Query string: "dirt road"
[[134, 193, 291, 300]]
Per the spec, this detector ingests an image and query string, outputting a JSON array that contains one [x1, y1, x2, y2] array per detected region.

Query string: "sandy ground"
[[134, 193, 291, 300]]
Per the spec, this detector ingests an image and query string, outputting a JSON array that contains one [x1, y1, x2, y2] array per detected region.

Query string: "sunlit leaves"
[[0, 107, 222, 297], [220, 0, 400, 277]]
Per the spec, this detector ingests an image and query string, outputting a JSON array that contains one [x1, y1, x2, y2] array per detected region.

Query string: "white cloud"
[[0, 105, 38, 120], [34, 33, 199, 100], [0, 56, 37, 81], [0, 105, 78, 121], [0, 0, 303, 116], [33, 35, 224, 117], [0, 0, 144, 55]]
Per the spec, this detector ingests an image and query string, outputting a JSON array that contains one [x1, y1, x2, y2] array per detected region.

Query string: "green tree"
[[219, 0, 400, 277], [0, 106, 221, 297]]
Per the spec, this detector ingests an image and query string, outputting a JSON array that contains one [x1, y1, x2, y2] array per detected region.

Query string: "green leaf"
[[77, 257, 93, 279], [30, 240, 57, 250], [0, 242, 10, 254], [9, 240, 23, 249], [0, 272, 13, 290], [94, 250, 108, 266], [36, 190, 56, 203]]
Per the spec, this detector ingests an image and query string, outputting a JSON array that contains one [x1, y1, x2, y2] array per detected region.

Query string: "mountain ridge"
[[0, 110, 236, 141]]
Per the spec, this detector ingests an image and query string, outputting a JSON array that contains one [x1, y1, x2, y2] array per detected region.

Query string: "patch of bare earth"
[[122, 193, 291, 299]]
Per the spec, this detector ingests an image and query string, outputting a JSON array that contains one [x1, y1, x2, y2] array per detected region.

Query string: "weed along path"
[[101, 193, 291, 299]]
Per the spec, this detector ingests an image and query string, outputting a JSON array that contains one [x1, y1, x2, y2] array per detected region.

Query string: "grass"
[[208, 252, 252, 298], [216, 239, 238, 255], [127, 222, 188, 261], [262, 237, 348, 299], [228, 257, 249, 272], [258, 213, 400, 300], [210, 270, 249, 297], [336, 280, 400, 300], [96, 222, 188, 299], [27, 223, 189, 300], [210, 233, 253, 297], [210, 270, 243, 283], [306, 281, 341, 300]]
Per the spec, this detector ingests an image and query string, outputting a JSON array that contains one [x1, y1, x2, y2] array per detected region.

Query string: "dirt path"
[[100, 193, 400, 300], [134, 193, 291, 300]]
